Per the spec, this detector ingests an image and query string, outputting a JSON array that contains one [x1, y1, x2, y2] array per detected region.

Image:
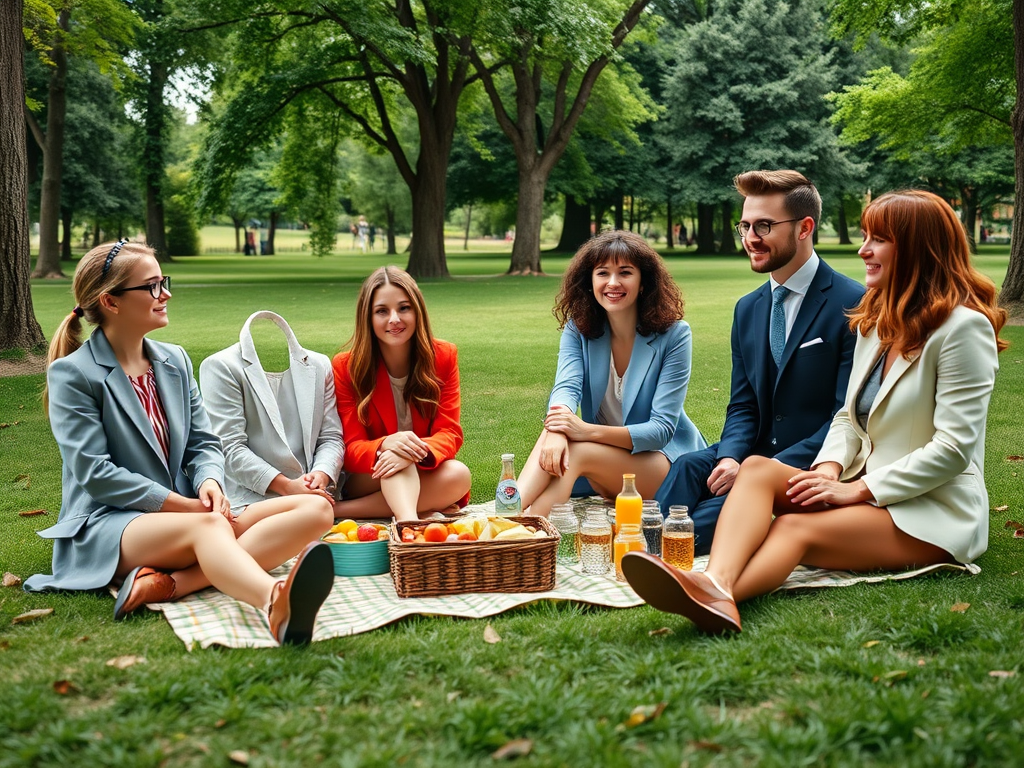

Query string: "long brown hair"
[[43, 241, 152, 410], [553, 230, 684, 338], [345, 266, 442, 425], [848, 190, 1007, 354]]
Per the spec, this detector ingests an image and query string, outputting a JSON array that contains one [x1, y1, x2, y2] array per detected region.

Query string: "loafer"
[[621, 552, 741, 634], [268, 541, 334, 645], [113, 566, 176, 620]]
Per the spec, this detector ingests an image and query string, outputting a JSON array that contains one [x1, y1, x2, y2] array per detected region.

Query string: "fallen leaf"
[[18, 509, 47, 517], [862, 640, 881, 648], [689, 740, 724, 753], [950, 602, 970, 613], [14, 474, 30, 489], [446, 691, 460, 703], [12, 608, 53, 625], [483, 624, 502, 644], [105, 655, 147, 669], [617, 702, 667, 731], [215, 719, 227, 729], [876, 670, 908, 683], [76, 636, 89, 643], [3, 572, 22, 587], [992, 505, 1009, 512], [0, 641, 10, 651], [1006, 456, 1024, 462], [1005, 520, 1024, 531], [648, 627, 674, 636], [52, 679, 78, 695], [989, 670, 1017, 678], [491, 739, 533, 760], [918, 659, 926, 666], [913, 727, 930, 741], [1015, 530, 1024, 539], [228, 750, 250, 765]]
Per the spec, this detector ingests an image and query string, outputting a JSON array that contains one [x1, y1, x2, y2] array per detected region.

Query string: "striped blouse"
[[128, 368, 170, 465]]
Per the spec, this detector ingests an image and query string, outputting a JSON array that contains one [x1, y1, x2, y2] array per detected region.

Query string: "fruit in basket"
[[356, 524, 380, 542], [446, 533, 458, 541], [401, 528, 415, 542], [323, 533, 348, 543], [457, 531, 477, 541], [329, 518, 358, 536], [494, 525, 541, 541], [424, 523, 448, 542], [377, 529, 389, 541]]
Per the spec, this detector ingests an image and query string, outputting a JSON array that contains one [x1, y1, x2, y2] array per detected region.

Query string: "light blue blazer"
[[24, 328, 224, 592], [548, 319, 706, 466]]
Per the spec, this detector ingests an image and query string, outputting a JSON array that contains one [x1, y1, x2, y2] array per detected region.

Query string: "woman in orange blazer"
[[332, 267, 471, 520]]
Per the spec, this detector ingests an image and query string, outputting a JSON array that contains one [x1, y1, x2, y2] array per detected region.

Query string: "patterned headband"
[[101, 238, 129, 276]]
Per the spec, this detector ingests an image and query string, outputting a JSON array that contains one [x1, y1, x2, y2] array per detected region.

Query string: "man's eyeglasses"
[[111, 276, 172, 299], [735, 218, 803, 238]]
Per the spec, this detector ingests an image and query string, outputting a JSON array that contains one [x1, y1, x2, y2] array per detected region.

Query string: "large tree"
[[1, 0, 46, 352], [467, 0, 652, 274]]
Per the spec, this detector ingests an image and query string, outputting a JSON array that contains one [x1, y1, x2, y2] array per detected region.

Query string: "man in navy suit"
[[656, 170, 865, 553]]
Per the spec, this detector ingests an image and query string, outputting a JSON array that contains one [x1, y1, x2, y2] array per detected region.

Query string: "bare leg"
[[515, 430, 551, 509], [337, 460, 472, 521], [704, 456, 952, 603], [170, 495, 334, 597], [526, 441, 670, 517]]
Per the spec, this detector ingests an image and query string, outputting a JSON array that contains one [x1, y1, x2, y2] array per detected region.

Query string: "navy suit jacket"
[[717, 259, 865, 469]]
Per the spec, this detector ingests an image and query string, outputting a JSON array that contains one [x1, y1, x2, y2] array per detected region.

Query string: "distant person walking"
[[358, 216, 369, 253]]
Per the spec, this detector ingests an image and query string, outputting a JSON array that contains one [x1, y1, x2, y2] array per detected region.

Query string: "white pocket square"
[[799, 337, 824, 349]]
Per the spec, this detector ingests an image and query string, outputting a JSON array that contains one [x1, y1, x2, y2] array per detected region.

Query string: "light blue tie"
[[770, 286, 790, 366]]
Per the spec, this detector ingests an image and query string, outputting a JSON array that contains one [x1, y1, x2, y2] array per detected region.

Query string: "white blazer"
[[199, 311, 344, 511], [813, 306, 999, 564]]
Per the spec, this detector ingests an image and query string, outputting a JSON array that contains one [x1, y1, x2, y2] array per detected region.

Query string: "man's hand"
[[707, 458, 740, 496]]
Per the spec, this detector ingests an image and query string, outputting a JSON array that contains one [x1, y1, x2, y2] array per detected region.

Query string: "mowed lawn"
[[1, 246, 1022, 767]]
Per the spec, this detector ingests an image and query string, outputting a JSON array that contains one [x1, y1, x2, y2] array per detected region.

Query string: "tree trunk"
[[0, 0, 46, 351], [837, 200, 851, 245], [614, 194, 625, 231], [463, 203, 472, 251], [406, 144, 451, 278], [232, 215, 243, 252], [92, 219, 100, 248], [999, 0, 1024, 314], [594, 203, 607, 234], [555, 195, 591, 252], [628, 196, 635, 231], [695, 202, 716, 254], [60, 206, 73, 260], [508, 165, 546, 274], [267, 210, 278, 255], [385, 204, 397, 255], [666, 196, 674, 249], [32, 8, 70, 279], [719, 199, 736, 253], [144, 56, 169, 261], [960, 185, 978, 253]]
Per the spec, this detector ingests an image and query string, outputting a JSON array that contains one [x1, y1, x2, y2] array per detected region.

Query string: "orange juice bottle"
[[615, 473, 642, 529], [613, 524, 645, 581]]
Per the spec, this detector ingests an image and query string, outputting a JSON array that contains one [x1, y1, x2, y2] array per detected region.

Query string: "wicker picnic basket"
[[388, 516, 559, 598]]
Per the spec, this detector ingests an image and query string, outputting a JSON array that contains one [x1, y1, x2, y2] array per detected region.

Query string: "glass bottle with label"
[[640, 500, 663, 557], [580, 507, 612, 575], [494, 453, 522, 516], [549, 503, 580, 565], [613, 524, 645, 582], [662, 505, 694, 571]]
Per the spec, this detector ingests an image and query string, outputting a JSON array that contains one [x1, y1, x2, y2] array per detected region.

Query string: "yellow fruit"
[[323, 533, 348, 544], [347, 529, 360, 542], [329, 518, 358, 535]]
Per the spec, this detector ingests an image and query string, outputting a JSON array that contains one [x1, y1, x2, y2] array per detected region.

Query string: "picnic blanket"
[[147, 556, 978, 651]]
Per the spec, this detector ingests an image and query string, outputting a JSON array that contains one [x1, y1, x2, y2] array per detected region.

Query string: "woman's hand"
[[372, 449, 413, 480], [543, 407, 593, 443], [786, 464, 872, 507], [198, 479, 237, 529], [538, 430, 570, 477], [301, 471, 331, 492], [381, 431, 430, 463]]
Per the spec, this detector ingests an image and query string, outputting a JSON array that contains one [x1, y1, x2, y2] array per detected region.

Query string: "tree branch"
[[178, 10, 318, 34], [317, 2, 408, 85], [23, 105, 45, 151]]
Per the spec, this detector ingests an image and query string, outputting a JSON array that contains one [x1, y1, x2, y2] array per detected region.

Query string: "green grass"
[[2, 248, 1023, 767]]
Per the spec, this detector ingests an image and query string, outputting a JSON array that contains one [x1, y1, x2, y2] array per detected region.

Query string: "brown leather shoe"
[[113, 566, 176, 620], [621, 552, 741, 634], [268, 541, 334, 645]]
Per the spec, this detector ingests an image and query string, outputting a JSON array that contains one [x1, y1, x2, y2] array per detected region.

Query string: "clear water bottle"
[[580, 507, 612, 575], [641, 500, 663, 557], [663, 505, 694, 571], [549, 503, 580, 565], [494, 453, 521, 516]]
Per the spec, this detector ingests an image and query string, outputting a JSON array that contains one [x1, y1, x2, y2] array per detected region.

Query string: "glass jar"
[[549, 503, 581, 566], [613, 523, 645, 582], [640, 500, 663, 557], [662, 505, 694, 571], [580, 507, 612, 575]]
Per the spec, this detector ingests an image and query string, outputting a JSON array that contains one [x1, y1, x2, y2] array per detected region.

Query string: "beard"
[[748, 229, 799, 274]]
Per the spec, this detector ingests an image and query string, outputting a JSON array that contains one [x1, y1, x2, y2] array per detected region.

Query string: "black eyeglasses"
[[735, 218, 803, 238], [110, 276, 172, 299]]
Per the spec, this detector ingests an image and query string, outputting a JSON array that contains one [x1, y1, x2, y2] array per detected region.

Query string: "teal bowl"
[[322, 535, 390, 577]]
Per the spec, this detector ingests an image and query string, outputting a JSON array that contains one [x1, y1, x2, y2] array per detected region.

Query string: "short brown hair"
[[553, 230, 684, 339], [734, 170, 821, 230]]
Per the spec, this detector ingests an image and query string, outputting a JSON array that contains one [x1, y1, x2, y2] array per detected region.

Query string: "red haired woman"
[[624, 190, 1007, 633], [332, 267, 471, 521]]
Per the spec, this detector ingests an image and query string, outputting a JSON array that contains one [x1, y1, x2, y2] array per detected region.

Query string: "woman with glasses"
[[516, 230, 706, 516], [332, 266, 471, 521], [24, 241, 335, 645], [624, 190, 1006, 633]]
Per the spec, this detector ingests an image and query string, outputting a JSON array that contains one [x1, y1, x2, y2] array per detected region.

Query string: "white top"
[[264, 370, 306, 468], [595, 357, 624, 427], [769, 251, 820, 341], [389, 374, 413, 431]]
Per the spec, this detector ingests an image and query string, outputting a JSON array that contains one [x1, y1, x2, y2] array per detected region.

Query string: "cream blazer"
[[200, 311, 344, 511], [813, 306, 999, 564]]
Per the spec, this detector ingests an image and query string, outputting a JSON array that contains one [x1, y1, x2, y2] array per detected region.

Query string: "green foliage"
[[23, 0, 137, 80], [164, 169, 200, 256]]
